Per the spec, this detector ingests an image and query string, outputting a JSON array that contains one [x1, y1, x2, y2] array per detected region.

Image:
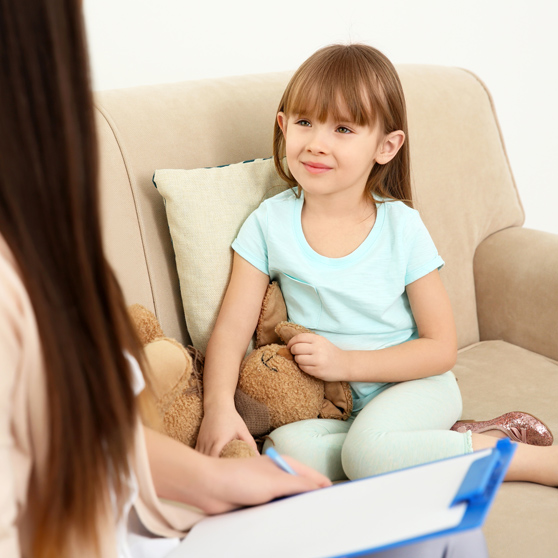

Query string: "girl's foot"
[[451, 412, 554, 446]]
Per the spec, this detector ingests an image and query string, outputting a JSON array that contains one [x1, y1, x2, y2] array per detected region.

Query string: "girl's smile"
[[277, 111, 384, 201], [301, 161, 333, 174]]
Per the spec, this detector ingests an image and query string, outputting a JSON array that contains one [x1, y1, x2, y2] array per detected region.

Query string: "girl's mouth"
[[302, 162, 332, 174]]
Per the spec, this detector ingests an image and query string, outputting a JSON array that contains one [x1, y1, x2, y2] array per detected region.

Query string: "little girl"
[[197, 44, 558, 486]]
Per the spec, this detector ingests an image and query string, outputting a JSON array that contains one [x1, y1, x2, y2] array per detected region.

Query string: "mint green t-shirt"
[[232, 189, 444, 412]]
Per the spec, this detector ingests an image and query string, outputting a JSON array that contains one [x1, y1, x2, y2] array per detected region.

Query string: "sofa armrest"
[[474, 227, 558, 361]]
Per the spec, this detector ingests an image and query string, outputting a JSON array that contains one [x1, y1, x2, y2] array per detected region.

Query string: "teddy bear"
[[238, 282, 353, 431], [129, 282, 352, 458]]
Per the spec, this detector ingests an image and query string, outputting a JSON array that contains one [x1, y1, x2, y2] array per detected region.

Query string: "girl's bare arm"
[[195, 253, 269, 456], [288, 270, 457, 383]]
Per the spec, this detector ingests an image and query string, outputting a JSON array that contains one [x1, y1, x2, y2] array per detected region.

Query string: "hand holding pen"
[[265, 447, 298, 475]]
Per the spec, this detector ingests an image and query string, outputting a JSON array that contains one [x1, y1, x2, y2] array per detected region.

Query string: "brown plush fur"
[[238, 318, 353, 429], [128, 282, 352, 459], [128, 303, 164, 345], [239, 343, 325, 429], [129, 306, 256, 459], [256, 282, 287, 347], [274, 321, 352, 420]]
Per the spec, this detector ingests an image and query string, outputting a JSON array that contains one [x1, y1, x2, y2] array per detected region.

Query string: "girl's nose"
[[306, 128, 329, 155]]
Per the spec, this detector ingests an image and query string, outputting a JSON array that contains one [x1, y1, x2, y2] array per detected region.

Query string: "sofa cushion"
[[455, 340, 558, 424], [454, 340, 558, 558], [153, 158, 288, 353]]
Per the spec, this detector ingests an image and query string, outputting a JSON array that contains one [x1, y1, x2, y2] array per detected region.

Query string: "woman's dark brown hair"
[[0, 1, 142, 556], [273, 44, 413, 207]]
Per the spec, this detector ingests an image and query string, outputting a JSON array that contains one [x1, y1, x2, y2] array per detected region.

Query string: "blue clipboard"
[[346, 437, 516, 557], [168, 439, 516, 558], [450, 438, 515, 531]]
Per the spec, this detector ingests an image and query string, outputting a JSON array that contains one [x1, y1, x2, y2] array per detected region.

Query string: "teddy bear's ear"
[[275, 321, 312, 345], [128, 304, 164, 345], [256, 282, 288, 347]]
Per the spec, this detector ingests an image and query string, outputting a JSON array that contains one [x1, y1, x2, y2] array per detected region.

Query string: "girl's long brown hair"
[[0, 1, 142, 556], [273, 44, 413, 207]]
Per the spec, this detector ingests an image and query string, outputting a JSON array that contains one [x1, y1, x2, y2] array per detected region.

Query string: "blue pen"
[[265, 447, 297, 476]]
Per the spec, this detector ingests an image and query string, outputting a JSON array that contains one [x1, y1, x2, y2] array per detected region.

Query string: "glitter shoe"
[[450, 411, 554, 446]]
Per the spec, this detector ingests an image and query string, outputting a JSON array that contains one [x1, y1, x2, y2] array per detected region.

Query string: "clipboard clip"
[[451, 438, 516, 507]]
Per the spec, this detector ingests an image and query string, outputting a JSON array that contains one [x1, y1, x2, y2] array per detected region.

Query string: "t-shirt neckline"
[[293, 191, 386, 268]]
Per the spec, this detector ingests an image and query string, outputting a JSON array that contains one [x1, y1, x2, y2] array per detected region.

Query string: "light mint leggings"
[[262, 371, 473, 481]]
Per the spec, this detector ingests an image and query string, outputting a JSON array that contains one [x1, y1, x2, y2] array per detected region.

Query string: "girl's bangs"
[[285, 69, 378, 127]]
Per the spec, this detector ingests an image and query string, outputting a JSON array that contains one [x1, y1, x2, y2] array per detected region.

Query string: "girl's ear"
[[277, 112, 287, 135], [376, 130, 405, 165]]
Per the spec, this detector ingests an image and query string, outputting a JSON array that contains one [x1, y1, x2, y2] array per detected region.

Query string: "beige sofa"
[[94, 66, 558, 557]]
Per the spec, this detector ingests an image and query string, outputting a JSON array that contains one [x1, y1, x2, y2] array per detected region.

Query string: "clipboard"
[[168, 439, 515, 558]]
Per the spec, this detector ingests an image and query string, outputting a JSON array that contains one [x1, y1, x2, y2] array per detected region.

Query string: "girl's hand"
[[201, 453, 332, 514], [287, 333, 348, 381], [196, 406, 257, 457]]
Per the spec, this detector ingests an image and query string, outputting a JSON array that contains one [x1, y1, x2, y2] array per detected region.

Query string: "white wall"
[[84, 0, 558, 234]]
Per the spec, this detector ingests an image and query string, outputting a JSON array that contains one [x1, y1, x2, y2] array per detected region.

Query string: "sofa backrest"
[[95, 66, 523, 349]]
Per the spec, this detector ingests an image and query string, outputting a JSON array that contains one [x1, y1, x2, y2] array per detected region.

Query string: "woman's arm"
[[144, 427, 331, 514], [288, 270, 457, 383], [195, 253, 270, 456]]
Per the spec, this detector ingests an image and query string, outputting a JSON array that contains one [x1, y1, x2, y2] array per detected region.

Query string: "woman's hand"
[[287, 333, 348, 381], [201, 453, 332, 514], [144, 427, 331, 514], [195, 405, 257, 457]]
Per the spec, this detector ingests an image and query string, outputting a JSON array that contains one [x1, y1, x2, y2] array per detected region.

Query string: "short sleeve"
[[404, 210, 445, 285], [231, 202, 269, 275]]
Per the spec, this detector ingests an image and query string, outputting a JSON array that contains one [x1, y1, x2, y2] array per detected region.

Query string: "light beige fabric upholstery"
[[398, 66, 524, 348], [96, 73, 292, 344], [95, 66, 557, 558], [475, 227, 558, 361], [153, 159, 287, 353], [454, 341, 558, 557]]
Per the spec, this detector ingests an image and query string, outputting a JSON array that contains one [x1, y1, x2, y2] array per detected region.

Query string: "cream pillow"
[[153, 158, 289, 354]]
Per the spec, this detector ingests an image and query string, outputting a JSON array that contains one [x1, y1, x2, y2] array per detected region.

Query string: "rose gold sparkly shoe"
[[450, 412, 554, 446]]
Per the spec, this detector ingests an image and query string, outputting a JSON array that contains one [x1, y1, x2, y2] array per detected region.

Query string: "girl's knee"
[[265, 419, 346, 447], [263, 423, 303, 456], [341, 431, 394, 479], [264, 420, 349, 481]]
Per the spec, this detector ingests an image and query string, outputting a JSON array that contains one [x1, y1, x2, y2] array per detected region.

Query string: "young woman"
[[0, 2, 328, 557]]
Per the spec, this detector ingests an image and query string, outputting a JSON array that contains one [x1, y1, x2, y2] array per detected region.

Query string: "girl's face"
[[277, 108, 403, 202]]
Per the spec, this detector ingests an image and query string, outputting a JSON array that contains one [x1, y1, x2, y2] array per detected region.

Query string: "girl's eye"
[[296, 119, 311, 127], [337, 126, 352, 134]]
